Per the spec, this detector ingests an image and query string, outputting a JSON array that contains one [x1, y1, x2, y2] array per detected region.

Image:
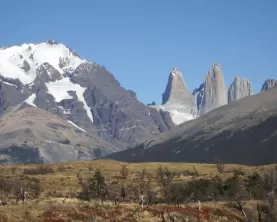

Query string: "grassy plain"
[[0, 160, 273, 221]]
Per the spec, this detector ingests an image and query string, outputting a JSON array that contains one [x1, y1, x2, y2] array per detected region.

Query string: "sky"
[[0, 0, 276, 104]]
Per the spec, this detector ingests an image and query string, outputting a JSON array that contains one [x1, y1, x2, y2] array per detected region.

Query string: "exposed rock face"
[[228, 76, 254, 103], [162, 68, 192, 104], [200, 64, 228, 114], [71, 62, 174, 148], [0, 42, 174, 156], [151, 68, 197, 125], [107, 86, 277, 165], [261, 79, 277, 92], [192, 83, 204, 111]]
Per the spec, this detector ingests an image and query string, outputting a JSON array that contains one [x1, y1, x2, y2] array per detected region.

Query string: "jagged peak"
[[45, 40, 59, 45], [261, 79, 277, 92], [162, 68, 194, 105], [206, 63, 224, 79], [232, 76, 251, 83], [170, 68, 182, 77], [212, 63, 222, 69], [0, 41, 86, 85]]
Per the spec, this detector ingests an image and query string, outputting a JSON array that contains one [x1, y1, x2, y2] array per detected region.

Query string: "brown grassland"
[[0, 159, 276, 221]]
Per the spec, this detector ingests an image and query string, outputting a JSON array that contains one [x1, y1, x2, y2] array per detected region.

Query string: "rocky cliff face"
[[162, 68, 192, 104], [200, 64, 228, 114], [151, 68, 197, 125], [192, 83, 204, 112], [70, 62, 174, 147], [261, 79, 277, 92], [228, 76, 254, 103], [0, 41, 173, 154]]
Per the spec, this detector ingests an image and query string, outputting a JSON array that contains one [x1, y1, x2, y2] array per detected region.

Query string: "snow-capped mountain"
[[0, 41, 174, 160], [0, 40, 85, 84]]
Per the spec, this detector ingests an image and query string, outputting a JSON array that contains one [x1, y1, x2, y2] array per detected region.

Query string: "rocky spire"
[[200, 64, 228, 114], [228, 76, 254, 103], [155, 68, 197, 125], [162, 68, 192, 104], [261, 79, 277, 92]]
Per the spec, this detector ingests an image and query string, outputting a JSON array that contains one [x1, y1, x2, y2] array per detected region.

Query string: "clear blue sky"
[[1, 0, 276, 104]]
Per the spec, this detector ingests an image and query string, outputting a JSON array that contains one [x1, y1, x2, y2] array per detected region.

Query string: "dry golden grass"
[[0, 199, 248, 222], [1, 159, 266, 188], [0, 159, 274, 221]]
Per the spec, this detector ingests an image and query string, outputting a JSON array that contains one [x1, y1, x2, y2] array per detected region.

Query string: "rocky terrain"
[[0, 41, 174, 162], [261, 79, 277, 92], [228, 76, 254, 103], [0, 40, 276, 164], [150, 68, 198, 125], [0, 104, 117, 163], [107, 86, 277, 165], [150, 64, 258, 124]]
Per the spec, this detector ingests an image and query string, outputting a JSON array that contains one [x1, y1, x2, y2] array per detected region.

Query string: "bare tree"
[[138, 168, 151, 209], [216, 161, 225, 174], [120, 165, 129, 180]]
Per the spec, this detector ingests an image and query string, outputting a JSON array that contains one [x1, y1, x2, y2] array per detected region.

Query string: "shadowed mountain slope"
[[107, 87, 277, 165]]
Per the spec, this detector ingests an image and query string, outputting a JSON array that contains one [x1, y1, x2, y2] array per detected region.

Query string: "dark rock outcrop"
[[71, 62, 173, 148], [192, 83, 204, 111]]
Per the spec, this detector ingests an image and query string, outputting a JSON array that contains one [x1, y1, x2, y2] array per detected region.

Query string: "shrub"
[[23, 165, 54, 175], [120, 165, 129, 180]]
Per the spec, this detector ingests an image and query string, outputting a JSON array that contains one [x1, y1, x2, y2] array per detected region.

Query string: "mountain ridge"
[[0, 41, 174, 162], [107, 86, 277, 165]]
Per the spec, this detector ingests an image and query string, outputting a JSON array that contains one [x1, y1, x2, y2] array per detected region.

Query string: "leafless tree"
[[216, 162, 225, 174], [120, 165, 129, 180], [138, 168, 151, 209]]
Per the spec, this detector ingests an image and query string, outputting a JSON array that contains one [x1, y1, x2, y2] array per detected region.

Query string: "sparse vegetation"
[[120, 164, 129, 180], [23, 165, 54, 175], [0, 160, 277, 221]]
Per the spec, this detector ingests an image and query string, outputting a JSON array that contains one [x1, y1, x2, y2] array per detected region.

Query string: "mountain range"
[[108, 86, 277, 165], [0, 40, 276, 164]]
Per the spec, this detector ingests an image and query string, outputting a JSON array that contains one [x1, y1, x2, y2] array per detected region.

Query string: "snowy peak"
[[162, 68, 191, 104], [0, 41, 86, 84], [228, 76, 254, 103]]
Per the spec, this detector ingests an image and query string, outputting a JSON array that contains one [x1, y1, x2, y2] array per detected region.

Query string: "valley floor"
[[0, 160, 275, 221]]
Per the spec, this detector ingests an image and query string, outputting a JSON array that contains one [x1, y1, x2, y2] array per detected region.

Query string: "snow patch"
[[68, 120, 87, 133], [0, 42, 85, 84], [169, 110, 194, 125], [150, 103, 196, 125], [46, 78, 93, 123], [0, 80, 17, 87], [25, 94, 37, 107]]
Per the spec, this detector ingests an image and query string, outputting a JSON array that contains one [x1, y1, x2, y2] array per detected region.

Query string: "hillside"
[[107, 86, 277, 165], [0, 105, 116, 163]]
